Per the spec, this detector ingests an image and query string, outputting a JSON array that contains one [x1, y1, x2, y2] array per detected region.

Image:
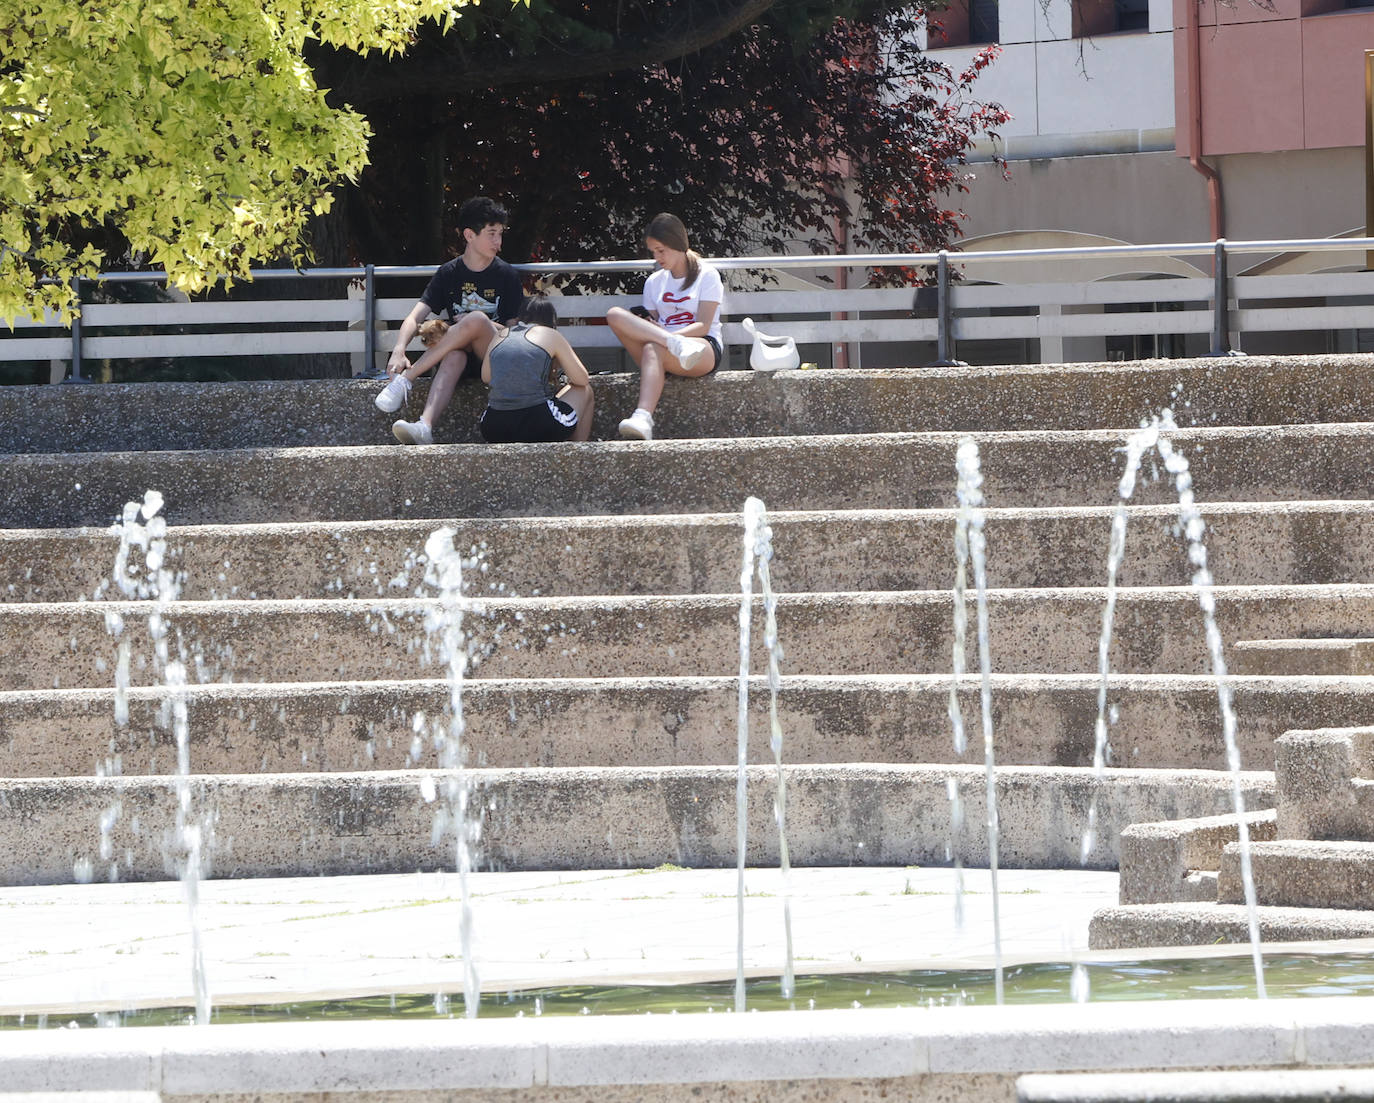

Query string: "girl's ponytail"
[[682, 249, 701, 290]]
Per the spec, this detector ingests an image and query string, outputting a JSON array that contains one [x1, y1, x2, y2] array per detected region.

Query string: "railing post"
[[63, 277, 91, 384], [363, 263, 378, 378], [928, 250, 965, 367], [938, 251, 952, 364], [1211, 238, 1232, 357]]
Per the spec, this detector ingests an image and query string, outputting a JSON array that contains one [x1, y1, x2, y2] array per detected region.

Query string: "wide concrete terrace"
[[4, 353, 1374, 1098]]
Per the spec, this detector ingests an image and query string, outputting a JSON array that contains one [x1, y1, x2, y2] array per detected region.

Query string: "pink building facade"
[[1177, 0, 1374, 158]]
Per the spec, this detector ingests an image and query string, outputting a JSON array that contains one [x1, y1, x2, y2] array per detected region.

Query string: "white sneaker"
[[617, 410, 654, 440], [374, 375, 412, 413], [665, 333, 710, 372], [392, 419, 433, 445]]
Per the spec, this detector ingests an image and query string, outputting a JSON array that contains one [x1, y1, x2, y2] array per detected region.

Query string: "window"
[[970, 0, 999, 42], [1118, 0, 1150, 30], [1073, 0, 1150, 36], [1303, 0, 1374, 13], [927, 0, 999, 48]]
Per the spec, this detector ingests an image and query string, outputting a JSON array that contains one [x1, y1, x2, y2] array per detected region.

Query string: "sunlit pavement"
[[0, 865, 1119, 1013]]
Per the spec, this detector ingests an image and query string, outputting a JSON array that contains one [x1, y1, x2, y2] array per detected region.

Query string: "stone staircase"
[[3, 356, 1374, 932], [1093, 724, 1374, 946]]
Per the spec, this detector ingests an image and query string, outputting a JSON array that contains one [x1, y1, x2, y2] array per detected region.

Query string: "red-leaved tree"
[[340, 4, 1007, 287]]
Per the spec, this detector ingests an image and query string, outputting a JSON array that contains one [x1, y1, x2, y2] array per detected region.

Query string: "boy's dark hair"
[[518, 295, 558, 328], [457, 196, 509, 233]]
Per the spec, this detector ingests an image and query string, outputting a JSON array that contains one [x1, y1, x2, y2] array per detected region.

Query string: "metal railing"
[[6, 237, 1374, 381]]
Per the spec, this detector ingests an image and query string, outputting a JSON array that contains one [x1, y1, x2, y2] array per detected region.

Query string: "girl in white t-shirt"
[[606, 213, 722, 440]]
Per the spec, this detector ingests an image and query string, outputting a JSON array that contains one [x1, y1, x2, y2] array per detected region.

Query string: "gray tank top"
[[487, 324, 555, 410]]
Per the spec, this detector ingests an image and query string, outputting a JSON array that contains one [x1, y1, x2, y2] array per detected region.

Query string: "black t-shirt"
[[420, 256, 524, 324]]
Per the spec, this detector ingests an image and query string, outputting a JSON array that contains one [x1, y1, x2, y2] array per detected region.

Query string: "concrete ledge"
[[0, 1096, 160, 1103], [4, 674, 1370, 779], [1276, 728, 1374, 841], [10, 500, 1374, 603], [1089, 902, 1374, 949], [9, 356, 1374, 454], [1118, 809, 1278, 905], [0, 1029, 162, 1092], [8, 424, 1374, 529], [1018, 1069, 1374, 1103], [3, 996, 1374, 1096], [10, 585, 1374, 692], [921, 997, 1299, 1073], [0, 764, 1272, 885], [159, 1019, 546, 1092], [1219, 840, 1374, 909], [1233, 638, 1374, 676]]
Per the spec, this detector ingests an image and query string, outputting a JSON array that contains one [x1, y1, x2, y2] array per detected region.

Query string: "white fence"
[[5, 239, 1374, 380]]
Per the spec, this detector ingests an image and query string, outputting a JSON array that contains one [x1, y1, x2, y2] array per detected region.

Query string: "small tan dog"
[[418, 318, 450, 347]]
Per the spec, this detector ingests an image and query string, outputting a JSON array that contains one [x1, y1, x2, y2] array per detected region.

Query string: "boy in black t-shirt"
[[374, 196, 526, 445]]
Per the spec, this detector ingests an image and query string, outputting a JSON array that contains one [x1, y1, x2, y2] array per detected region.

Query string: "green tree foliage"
[[339, 3, 1008, 285], [0, 0, 476, 323]]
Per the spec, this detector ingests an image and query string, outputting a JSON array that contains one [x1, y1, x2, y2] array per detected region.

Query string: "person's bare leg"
[[662, 347, 716, 379], [607, 307, 677, 415], [403, 313, 496, 382], [635, 334, 714, 411], [635, 343, 666, 415], [559, 383, 595, 441], [419, 350, 467, 427], [606, 306, 665, 363]]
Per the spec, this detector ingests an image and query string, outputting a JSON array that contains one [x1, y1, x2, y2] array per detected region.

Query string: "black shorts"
[[479, 397, 578, 443], [702, 336, 723, 373]]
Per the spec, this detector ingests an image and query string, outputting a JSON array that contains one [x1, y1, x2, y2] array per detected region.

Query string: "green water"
[[7, 952, 1374, 1029]]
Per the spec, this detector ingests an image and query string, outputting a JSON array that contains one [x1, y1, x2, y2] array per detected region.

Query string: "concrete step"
[[10, 584, 1374, 691], [8, 423, 1374, 529], [1117, 809, 1279, 905], [1218, 840, 1374, 910], [6, 500, 1374, 604], [1089, 901, 1374, 949], [1, 350, 1365, 900], [0, 763, 1271, 886], [4, 673, 1368, 779], [1232, 638, 1374, 676], [6, 356, 1374, 453], [1273, 727, 1374, 842]]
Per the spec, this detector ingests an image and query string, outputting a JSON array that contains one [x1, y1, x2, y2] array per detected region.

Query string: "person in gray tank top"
[[478, 296, 595, 443]]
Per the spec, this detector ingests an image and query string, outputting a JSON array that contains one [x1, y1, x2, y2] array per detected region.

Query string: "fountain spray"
[[736, 497, 795, 1011], [106, 491, 210, 1024], [947, 464, 974, 928], [422, 528, 480, 1018], [1156, 424, 1266, 999], [1082, 411, 1266, 998], [954, 440, 1003, 1003], [1082, 422, 1154, 863]]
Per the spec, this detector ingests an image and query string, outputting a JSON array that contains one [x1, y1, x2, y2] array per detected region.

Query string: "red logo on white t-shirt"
[[660, 290, 694, 327]]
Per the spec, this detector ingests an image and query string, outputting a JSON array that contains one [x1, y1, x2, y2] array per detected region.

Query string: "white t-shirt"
[[642, 262, 723, 345]]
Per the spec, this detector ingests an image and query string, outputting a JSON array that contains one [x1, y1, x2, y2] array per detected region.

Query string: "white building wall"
[[1035, 33, 1174, 135], [921, 0, 1177, 151]]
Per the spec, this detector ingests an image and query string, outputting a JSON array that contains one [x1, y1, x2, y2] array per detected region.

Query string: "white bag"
[[742, 317, 800, 372]]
